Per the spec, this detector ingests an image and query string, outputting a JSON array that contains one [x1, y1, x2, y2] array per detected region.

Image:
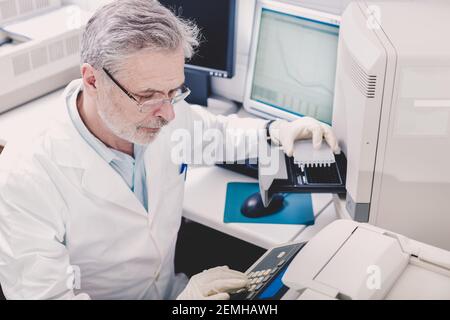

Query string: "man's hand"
[[269, 117, 340, 157], [176, 266, 249, 300]]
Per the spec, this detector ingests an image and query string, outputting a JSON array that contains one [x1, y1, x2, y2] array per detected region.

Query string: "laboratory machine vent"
[[342, 41, 377, 99], [11, 33, 81, 76], [0, 0, 60, 24]]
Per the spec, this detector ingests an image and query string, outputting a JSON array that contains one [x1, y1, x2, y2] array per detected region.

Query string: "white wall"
[[211, 0, 354, 103]]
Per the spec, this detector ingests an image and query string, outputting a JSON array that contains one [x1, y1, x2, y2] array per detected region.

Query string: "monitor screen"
[[250, 8, 339, 124], [159, 0, 236, 78]]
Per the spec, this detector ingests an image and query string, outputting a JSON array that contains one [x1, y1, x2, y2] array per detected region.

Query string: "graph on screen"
[[251, 9, 339, 124]]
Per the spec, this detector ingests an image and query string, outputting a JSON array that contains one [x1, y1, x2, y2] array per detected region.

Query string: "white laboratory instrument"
[[244, 0, 450, 251], [284, 220, 450, 300], [0, 0, 62, 25], [331, 0, 450, 250], [0, 0, 92, 113], [233, 220, 450, 300]]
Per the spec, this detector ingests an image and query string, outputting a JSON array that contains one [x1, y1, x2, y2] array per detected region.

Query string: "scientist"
[[0, 0, 339, 300]]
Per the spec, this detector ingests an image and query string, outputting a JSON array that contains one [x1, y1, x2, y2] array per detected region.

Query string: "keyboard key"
[[248, 285, 257, 292], [246, 292, 256, 299], [277, 260, 286, 267]]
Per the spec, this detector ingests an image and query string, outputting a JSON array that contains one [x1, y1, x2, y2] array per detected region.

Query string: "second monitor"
[[159, 0, 237, 106], [244, 0, 340, 125]]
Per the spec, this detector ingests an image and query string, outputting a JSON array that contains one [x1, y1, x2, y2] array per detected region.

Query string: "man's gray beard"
[[97, 106, 168, 145], [97, 106, 137, 143]]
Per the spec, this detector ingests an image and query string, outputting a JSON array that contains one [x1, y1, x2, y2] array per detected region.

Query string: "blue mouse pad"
[[224, 182, 315, 225]]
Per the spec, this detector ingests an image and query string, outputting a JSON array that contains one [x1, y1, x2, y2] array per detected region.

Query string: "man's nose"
[[154, 102, 175, 122]]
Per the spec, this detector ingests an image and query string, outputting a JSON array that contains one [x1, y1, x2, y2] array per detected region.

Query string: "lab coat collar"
[[49, 80, 166, 217], [80, 131, 167, 219]]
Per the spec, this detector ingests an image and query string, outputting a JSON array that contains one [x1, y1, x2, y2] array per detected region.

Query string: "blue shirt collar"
[[66, 81, 147, 165]]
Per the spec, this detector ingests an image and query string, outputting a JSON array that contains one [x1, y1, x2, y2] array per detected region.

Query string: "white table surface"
[[0, 88, 66, 145], [183, 165, 335, 249]]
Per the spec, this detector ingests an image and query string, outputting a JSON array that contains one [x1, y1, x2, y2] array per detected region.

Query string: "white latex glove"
[[269, 117, 340, 157], [176, 266, 249, 300]]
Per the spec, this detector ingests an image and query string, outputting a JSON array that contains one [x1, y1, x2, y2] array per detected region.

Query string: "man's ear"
[[81, 63, 98, 95]]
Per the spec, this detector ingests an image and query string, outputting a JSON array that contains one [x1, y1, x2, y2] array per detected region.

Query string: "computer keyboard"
[[229, 243, 305, 300], [216, 160, 258, 179]]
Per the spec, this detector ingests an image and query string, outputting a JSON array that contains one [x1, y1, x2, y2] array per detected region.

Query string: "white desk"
[[0, 88, 66, 146], [0, 88, 340, 250], [183, 166, 335, 249]]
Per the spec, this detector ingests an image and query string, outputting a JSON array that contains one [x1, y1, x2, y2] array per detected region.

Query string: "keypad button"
[[277, 252, 286, 259], [255, 283, 263, 291], [277, 259, 286, 267], [263, 275, 271, 282], [270, 268, 278, 274], [263, 269, 271, 276], [246, 292, 256, 299]]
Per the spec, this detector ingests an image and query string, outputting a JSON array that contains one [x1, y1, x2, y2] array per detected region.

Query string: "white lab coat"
[[0, 80, 266, 300]]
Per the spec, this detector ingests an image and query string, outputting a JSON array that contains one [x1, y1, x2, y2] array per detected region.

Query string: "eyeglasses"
[[102, 68, 191, 113]]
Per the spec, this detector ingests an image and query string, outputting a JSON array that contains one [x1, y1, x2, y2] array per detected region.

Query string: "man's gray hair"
[[81, 0, 200, 73]]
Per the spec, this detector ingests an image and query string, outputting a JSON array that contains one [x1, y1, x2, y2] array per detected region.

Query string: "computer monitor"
[[159, 0, 237, 105], [244, 0, 340, 125]]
